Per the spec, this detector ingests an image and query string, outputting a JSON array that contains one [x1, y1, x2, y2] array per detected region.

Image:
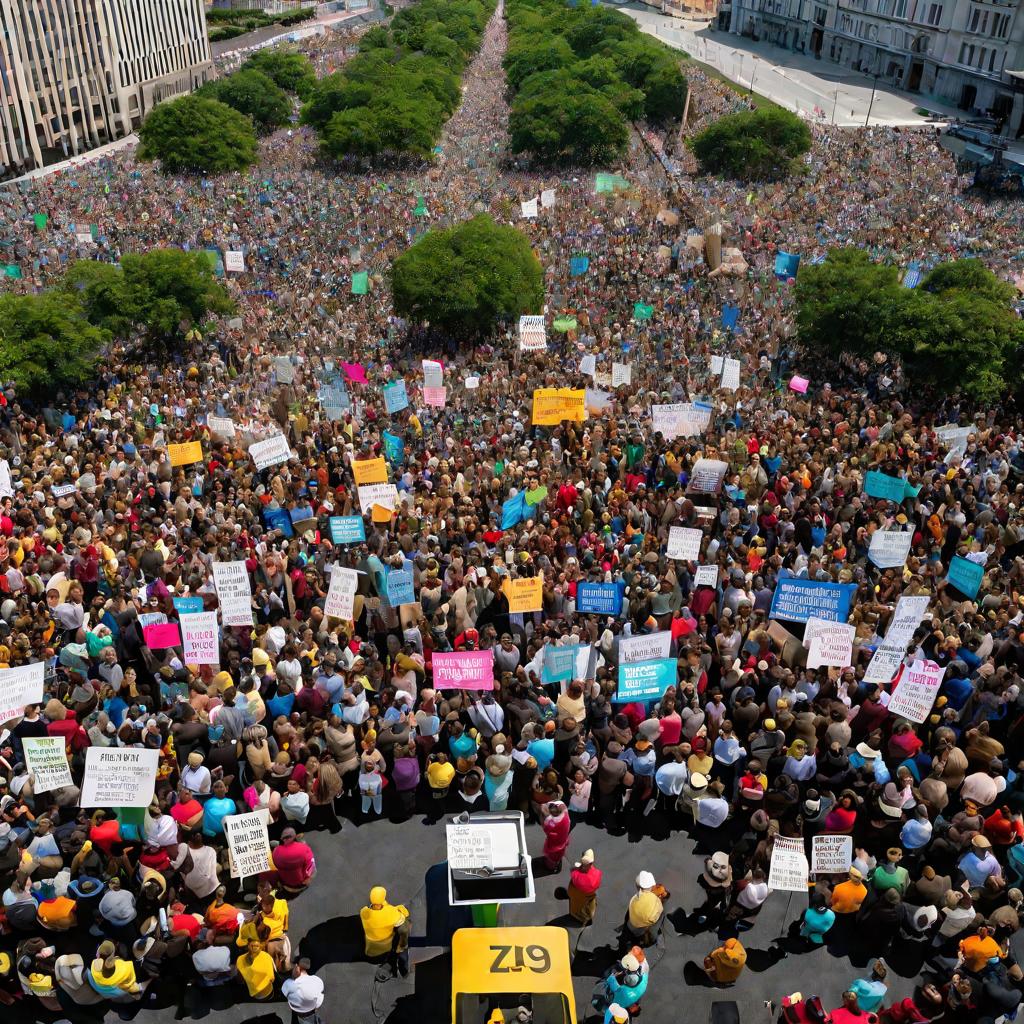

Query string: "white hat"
[[690, 772, 709, 791], [635, 870, 656, 889], [609, 1004, 629, 1023], [621, 953, 641, 972]]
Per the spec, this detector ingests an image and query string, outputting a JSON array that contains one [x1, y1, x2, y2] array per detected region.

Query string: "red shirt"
[[171, 913, 202, 941], [89, 818, 121, 854], [273, 840, 315, 888], [569, 863, 603, 895], [171, 799, 202, 826]]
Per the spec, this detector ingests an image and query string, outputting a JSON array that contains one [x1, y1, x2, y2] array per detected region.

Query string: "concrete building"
[[0, 0, 214, 176], [730, 0, 1024, 134], [210, 0, 307, 11]]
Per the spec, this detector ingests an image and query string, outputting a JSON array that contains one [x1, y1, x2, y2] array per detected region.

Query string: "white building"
[[730, 0, 1024, 134], [0, 0, 214, 176]]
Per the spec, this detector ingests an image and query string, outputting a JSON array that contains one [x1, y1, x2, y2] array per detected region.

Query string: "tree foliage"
[[59, 261, 132, 338], [795, 250, 1024, 403], [391, 214, 543, 338], [138, 96, 258, 174], [242, 48, 317, 99], [198, 70, 291, 135], [688, 106, 810, 180]]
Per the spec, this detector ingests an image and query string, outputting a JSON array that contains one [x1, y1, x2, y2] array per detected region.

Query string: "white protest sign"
[[181, 611, 219, 666], [0, 663, 44, 721], [274, 356, 295, 385], [23, 736, 73, 792], [81, 747, 159, 808], [620, 631, 672, 664], [248, 434, 292, 471], [518, 315, 547, 352], [422, 360, 444, 389], [935, 424, 973, 459], [324, 565, 358, 620], [0, 460, 12, 498], [612, 363, 632, 387], [888, 658, 945, 723], [358, 483, 398, 515], [863, 595, 930, 684], [446, 822, 493, 869], [464, 376, 480, 390], [651, 402, 712, 440], [667, 526, 702, 562], [580, 354, 597, 377], [811, 834, 852, 875], [721, 357, 741, 391], [224, 809, 272, 878], [213, 561, 254, 627], [540, 188, 556, 209], [868, 530, 913, 569], [768, 835, 809, 892], [710, 355, 724, 375], [51, 483, 77, 499], [807, 626, 853, 669], [224, 250, 245, 273], [694, 565, 719, 588], [689, 459, 729, 494], [521, 197, 538, 219], [207, 415, 236, 439]]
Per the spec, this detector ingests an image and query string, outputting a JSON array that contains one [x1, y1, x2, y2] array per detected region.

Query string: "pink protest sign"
[[423, 386, 447, 408], [789, 375, 809, 393], [143, 622, 181, 650], [432, 650, 495, 691], [342, 362, 367, 384]]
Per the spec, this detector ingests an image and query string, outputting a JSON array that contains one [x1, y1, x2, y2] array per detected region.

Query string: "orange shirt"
[[831, 880, 867, 914], [959, 933, 1003, 972]]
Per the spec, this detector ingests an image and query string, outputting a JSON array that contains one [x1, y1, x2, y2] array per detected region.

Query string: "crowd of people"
[[0, 3, 1023, 1022]]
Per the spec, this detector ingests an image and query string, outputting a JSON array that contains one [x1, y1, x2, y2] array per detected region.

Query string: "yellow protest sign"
[[371, 503, 394, 524], [532, 388, 586, 426], [503, 576, 543, 613], [168, 441, 203, 467], [353, 457, 388, 486]]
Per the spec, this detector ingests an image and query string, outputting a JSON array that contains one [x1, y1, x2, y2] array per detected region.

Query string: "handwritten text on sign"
[[81, 747, 160, 808], [0, 662, 44, 721], [225, 810, 272, 878]]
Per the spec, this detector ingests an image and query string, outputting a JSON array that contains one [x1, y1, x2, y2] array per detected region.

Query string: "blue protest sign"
[[774, 251, 800, 280], [173, 596, 204, 615], [541, 644, 581, 685], [383, 379, 409, 414], [616, 659, 677, 701], [570, 256, 589, 276], [577, 581, 623, 616], [721, 304, 740, 331], [262, 506, 294, 538], [769, 577, 856, 624], [863, 470, 907, 503], [319, 383, 350, 421], [329, 515, 366, 545], [946, 556, 984, 599], [501, 492, 527, 530], [903, 262, 921, 288], [386, 570, 415, 607], [383, 431, 405, 464]]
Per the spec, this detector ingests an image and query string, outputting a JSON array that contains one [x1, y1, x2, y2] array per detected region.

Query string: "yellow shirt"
[[90, 957, 138, 993], [238, 950, 276, 998], [628, 891, 663, 930], [360, 902, 409, 956], [427, 761, 455, 789]]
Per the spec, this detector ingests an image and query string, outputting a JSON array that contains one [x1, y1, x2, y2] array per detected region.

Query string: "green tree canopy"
[[689, 106, 810, 180], [198, 70, 292, 135], [138, 96, 258, 174], [0, 291, 108, 396], [504, 37, 576, 91], [242, 48, 317, 99], [59, 260, 131, 337], [391, 214, 543, 338]]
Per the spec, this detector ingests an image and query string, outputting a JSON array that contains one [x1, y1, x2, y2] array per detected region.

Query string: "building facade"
[[730, 0, 1024, 134], [0, 0, 214, 176]]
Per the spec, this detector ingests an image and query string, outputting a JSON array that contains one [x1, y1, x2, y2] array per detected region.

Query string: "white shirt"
[[282, 973, 325, 1012]]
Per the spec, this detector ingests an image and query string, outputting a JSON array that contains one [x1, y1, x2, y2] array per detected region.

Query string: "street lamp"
[[864, 55, 881, 126]]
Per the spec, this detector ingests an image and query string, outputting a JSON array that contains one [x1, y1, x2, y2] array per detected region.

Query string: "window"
[[926, 3, 942, 24], [969, 6, 979, 30], [894, 0, 907, 16], [959, 41, 967, 62]]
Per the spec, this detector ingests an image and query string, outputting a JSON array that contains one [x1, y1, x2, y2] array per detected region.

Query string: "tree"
[[640, 61, 687, 123], [138, 96, 258, 174], [689, 106, 811, 180], [119, 249, 235, 344], [60, 260, 130, 337], [391, 214, 543, 338], [199, 70, 291, 135], [242, 48, 317, 99], [0, 291, 107, 395], [504, 37, 576, 91]]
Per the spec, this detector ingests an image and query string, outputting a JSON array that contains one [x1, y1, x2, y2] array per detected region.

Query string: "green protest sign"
[[595, 173, 629, 194], [5, 265, 22, 279], [33, 214, 47, 230], [553, 317, 577, 333], [352, 271, 369, 295], [633, 302, 654, 321]]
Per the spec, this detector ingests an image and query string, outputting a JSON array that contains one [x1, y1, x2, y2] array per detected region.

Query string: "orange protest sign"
[[352, 457, 388, 486], [168, 441, 203, 467], [503, 576, 543, 613], [532, 388, 585, 426]]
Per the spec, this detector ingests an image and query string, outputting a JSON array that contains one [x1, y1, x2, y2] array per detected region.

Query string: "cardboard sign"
[[329, 516, 366, 545], [168, 441, 203, 467], [207, 415, 236, 438], [504, 577, 543, 613], [768, 835, 809, 892], [224, 810, 273, 878], [213, 561, 254, 626], [616, 659, 676, 701], [868, 530, 913, 569], [432, 650, 495, 691], [352, 458, 388, 486], [532, 388, 585, 425], [24, 736, 73, 792], [863, 595, 930, 684], [620, 631, 672, 664], [807, 624, 853, 669], [888, 658, 945, 723], [357, 483, 398, 516], [143, 622, 181, 650], [81, 747, 160, 808], [694, 565, 719, 588], [181, 611, 219, 665], [667, 526, 702, 562], [0, 663, 45, 721], [249, 434, 292, 471], [324, 566, 358, 620], [811, 834, 852, 875]]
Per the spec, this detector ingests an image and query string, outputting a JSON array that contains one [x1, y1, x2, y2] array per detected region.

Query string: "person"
[[849, 960, 888, 1013], [273, 828, 316, 894], [88, 940, 141, 1002], [625, 871, 664, 947], [360, 886, 410, 976], [237, 938, 276, 1000], [600, 950, 648, 1017], [703, 937, 747, 985], [568, 849, 602, 924], [282, 957, 324, 1024], [541, 800, 570, 870]]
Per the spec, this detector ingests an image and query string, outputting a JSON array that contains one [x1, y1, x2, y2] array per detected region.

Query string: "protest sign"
[[0, 662, 44, 721], [946, 555, 984, 599], [173, 596, 204, 615], [465, 376, 480, 389], [525, 485, 548, 507], [863, 595, 930, 684], [811, 835, 852, 875], [181, 612, 219, 665], [935, 424, 972, 458], [351, 271, 369, 295], [864, 470, 910, 503], [502, 491, 527, 530], [383, 380, 409, 414], [769, 577, 856, 624], [721, 358, 741, 391], [532, 388, 585, 425], [541, 644, 581, 684], [138, 612, 167, 629], [612, 363, 632, 387], [352, 457, 388, 486], [433, 650, 495, 691], [324, 566, 358, 620], [807, 624, 853, 669], [570, 256, 589, 276], [424, 386, 447, 408], [774, 251, 801, 280], [81, 747, 159, 808], [224, 810, 273, 878], [143, 622, 180, 650], [24, 737, 73, 792], [667, 526, 702, 562], [521, 197, 538, 218], [342, 362, 367, 384], [585, 388, 612, 414], [633, 302, 654, 321], [207, 415, 236, 438], [357, 483, 398, 515], [688, 459, 729, 494], [789, 375, 809, 393], [710, 356, 724, 375], [540, 188, 556, 209], [576, 582, 622, 615], [868, 529, 913, 569], [651, 402, 713, 440], [224, 250, 245, 273], [768, 835, 809, 892], [504, 577, 543, 613], [329, 516, 366, 545], [518, 315, 547, 352], [422, 359, 444, 388], [213, 561, 254, 626], [620, 631, 672, 664], [694, 565, 719, 588], [168, 441, 203, 467], [249, 434, 291, 471], [274, 356, 295, 385], [387, 570, 415, 607], [616, 659, 676, 701], [888, 659, 945, 723], [51, 483, 77, 498], [804, 617, 853, 649]]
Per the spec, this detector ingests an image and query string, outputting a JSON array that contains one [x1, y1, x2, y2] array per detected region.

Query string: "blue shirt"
[[202, 796, 236, 837], [526, 738, 554, 771], [266, 692, 295, 720], [900, 817, 933, 850], [800, 906, 835, 943], [960, 850, 1001, 887], [849, 978, 887, 1012]]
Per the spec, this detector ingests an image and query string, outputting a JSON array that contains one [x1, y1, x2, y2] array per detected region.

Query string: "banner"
[[541, 644, 581, 684], [577, 582, 622, 615], [353, 457, 388, 486], [504, 577, 543, 613], [532, 388, 585, 425], [864, 470, 911, 503], [888, 659, 945, 723], [667, 526, 702, 562], [213, 561, 254, 626], [24, 736, 73, 792], [502, 492, 527, 530], [329, 515, 366, 545], [769, 577, 856, 624], [143, 622, 180, 650], [168, 441, 203, 467], [432, 650, 495, 691], [947, 555, 984, 599], [868, 529, 913, 569], [0, 663, 45, 721], [694, 565, 719, 588], [620, 631, 672, 664], [357, 483, 398, 515], [224, 810, 273, 878], [616, 659, 676, 701], [81, 747, 159, 808], [181, 612, 219, 665], [768, 835, 809, 892], [383, 380, 409, 414], [518, 315, 547, 352], [249, 434, 291, 471], [387, 570, 415, 607], [324, 566, 359, 620], [863, 595, 930, 685], [651, 402, 713, 440], [811, 834, 853, 875]]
